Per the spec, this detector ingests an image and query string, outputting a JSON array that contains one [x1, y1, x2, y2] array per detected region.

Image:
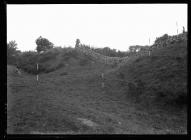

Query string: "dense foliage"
[[79, 44, 130, 57], [7, 40, 21, 65], [36, 36, 54, 53], [17, 51, 38, 74]]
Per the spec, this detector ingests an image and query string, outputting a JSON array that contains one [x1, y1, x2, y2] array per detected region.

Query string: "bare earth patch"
[[77, 118, 98, 127]]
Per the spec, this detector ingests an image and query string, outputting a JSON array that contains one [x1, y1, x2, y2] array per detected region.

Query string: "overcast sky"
[[7, 4, 187, 52]]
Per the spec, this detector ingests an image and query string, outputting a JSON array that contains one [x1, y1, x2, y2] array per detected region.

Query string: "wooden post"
[[37, 63, 39, 81], [101, 73, 104, 79], [37, 63, 38, 70], [101, 73, 105, 89]]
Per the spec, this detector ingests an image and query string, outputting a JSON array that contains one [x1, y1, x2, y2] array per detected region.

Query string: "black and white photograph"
[[6, 4, 187, 134]]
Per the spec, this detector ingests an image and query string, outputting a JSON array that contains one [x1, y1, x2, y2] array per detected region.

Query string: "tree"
[[183, 26, 185, 33], [139, 45, 150, 51], [7, 40, 21, 65], [102, 47, 111, 56], [154, 34, 169, 48], [129, 45, 138, 52], [7, 40, 18, 56], [35, 36, 54, 53], [75, 39, 80, 48], [80, 44, 90, 49], [117, 50, 126, 57]]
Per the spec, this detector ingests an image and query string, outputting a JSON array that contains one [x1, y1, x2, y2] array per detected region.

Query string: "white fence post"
[[101, 73, 104, 79], [101, 73, 104, 89], [37, 63, 39, 81]]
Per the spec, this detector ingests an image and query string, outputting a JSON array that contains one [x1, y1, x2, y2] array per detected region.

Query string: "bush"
[[17, 51, 38, 74], [38, 51, 57, 63], [17, 47, 67, 74]]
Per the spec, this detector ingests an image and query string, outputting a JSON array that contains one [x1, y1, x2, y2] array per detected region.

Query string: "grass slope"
[[7, 60, 187, 134], [7, 40, 187, 134], [117, 41, 187, 108]]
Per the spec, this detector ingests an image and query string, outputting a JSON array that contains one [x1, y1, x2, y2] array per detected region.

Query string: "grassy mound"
[[17, 47, 95, 74], [117, 41, 187, 107]]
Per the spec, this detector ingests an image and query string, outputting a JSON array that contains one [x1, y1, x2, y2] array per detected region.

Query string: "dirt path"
[[7, 65, 187, 134]]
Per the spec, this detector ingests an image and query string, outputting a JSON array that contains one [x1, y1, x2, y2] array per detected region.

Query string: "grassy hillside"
[[17, 39, 187, 108], [117, 40, 187, 107], [7, 33, 187, 134], [7, 62, 187, 134]]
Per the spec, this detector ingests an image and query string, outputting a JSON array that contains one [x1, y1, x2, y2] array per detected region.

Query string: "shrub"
[[38, 51, 57, 63], [17, 47, 67, 74], [17, 51, 38, 74]]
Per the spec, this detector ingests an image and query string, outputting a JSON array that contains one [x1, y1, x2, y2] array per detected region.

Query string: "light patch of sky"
[[7, 4, 187, 52]]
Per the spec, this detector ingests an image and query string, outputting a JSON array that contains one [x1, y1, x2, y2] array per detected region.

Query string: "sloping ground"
[[117, 41, 187, 106], [7, 63, 187, 134], [102, 41, 187, 133], [7, 35, 187, 134]]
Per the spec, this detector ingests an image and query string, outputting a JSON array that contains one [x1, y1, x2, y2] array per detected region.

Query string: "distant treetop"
[[75, 39, 81, 48], [35, 36, 54, 53]]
